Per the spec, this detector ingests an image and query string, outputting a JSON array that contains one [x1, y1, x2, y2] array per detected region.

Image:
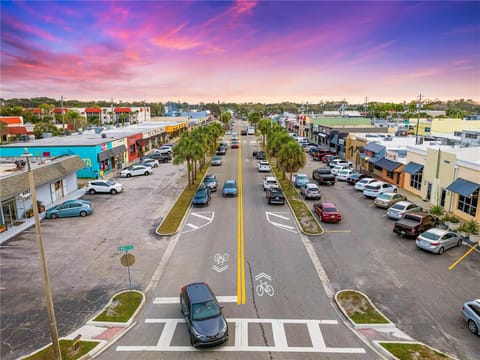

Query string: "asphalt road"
[[1, 123, 478, 360], [98, 125, 378, 359]]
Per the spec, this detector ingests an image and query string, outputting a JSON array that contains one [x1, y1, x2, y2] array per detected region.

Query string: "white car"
[[86, 180, 123, 195], [263, 176, 279, 191], [329, 159, 352, 168], [120, 164, 153, 177], [257, 161, 271, 172], [363, 181, 397, 199], [336, 169, 354, 181], [142, 158, 160, 168], [300, 183, 321, 200], [154, 146, 172, 155], [331, 165, 350, 175], [354, 178, 376, 191]]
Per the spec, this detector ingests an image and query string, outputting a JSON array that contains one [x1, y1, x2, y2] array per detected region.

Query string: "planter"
[[447, 222, 460, 231], [469, 234, 480, 243], [0, 225, 6, 233]]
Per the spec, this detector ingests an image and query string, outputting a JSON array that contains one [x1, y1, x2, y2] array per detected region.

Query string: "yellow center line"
[[237, 135, 246, 304]]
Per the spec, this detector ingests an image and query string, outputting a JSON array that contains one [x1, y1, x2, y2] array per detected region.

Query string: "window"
[[386, 170, 394, 179], [129, 144, 136, 154], [440, 189, 446, 207], [465, 133, 478, 139], [410, 169, 422, 190], [457, 189, 478, 217]]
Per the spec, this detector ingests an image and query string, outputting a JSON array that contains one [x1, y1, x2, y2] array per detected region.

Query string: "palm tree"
[[267, 126, 290, 159], [257, 118, 271, 147], [172, 132, 196, 187], [248, 112, 261, 132], [277, 140, 306, 182]]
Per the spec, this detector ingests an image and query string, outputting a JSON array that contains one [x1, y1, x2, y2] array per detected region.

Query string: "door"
[[1, 199, 17, 226], [426, 182, 432, 201]]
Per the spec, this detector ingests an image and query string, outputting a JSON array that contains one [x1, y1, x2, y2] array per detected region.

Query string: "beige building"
[[403, 145, 479, 223]]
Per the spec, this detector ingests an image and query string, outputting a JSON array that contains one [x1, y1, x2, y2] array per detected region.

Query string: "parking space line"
[[191, 213, 212, 221], [185, 223, 198, 229], [152, 296, 238, 304]]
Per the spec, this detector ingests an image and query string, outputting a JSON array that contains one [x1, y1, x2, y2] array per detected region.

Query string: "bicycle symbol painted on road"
[[255, 272, 274, 297], [212, 253, 229, 273]]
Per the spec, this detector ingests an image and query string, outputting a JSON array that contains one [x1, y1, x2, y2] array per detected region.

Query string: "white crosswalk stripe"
[[116, 318, 366, 353]]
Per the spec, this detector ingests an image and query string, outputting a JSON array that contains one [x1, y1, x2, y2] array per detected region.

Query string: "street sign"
[[118, 245, 134, 252], [120, 253, 136, 267]]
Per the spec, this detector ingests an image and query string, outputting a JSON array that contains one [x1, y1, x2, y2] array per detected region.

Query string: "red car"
[[314, 202, 342, 223], [231, 141, 239, 149]]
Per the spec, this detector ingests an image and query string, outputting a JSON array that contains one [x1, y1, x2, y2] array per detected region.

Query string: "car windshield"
[[106, 180, 116, 185], [191, 300, 221, 321], [421, 231, 441, 241], [391, 203, 406, 210], [377, 193, 391, 200], [225, 182, 236, 188], [323, 207, 337, 213]]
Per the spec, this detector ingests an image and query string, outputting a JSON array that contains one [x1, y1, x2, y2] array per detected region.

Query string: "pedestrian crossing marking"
[[116, 318, 366, 353]]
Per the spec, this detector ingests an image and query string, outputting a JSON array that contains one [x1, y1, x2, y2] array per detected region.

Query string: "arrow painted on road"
[[255, 272, 271, 281], [212, 264, 229, 272]]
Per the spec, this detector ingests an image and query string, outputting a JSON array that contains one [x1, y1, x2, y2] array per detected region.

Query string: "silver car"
[[415, 228, 462, 254], [354, 178, 376, 191], [387, 201, 422, 219], [374, 192, 406, 208], [461, 299, 480, 336]]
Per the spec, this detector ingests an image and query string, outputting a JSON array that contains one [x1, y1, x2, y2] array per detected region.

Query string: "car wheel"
[[438, 247, 445, 255], [163, 158, 169, 163], [126, 174, 132, 178], [110, 189, 118, 195], [89, 189, 96, 195], [79, 211, 87, 217], [457, 239, 462, 247], [145, 172, 150, 176], [468, 319, 478, 334], [190, 333, 196, 347], [51, 213, 58, 219], [268, 198, 271, 204]]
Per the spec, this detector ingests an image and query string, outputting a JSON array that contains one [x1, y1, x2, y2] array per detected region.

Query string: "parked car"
[[211, 156, 222, 166], [180, 282, 229, 347], [86, 180, 123, 195], [263, 176, 279, 191], [312, 167, 335, 185], [336, 169, 354, 181], [415, 228, 463, 254], [154, 145, 173, 155], [266, 186, 285, 205], [300, 183, 322, 200], [346, 173, 367, 185], [313, 202, 342, 223], [387, 201, 422, 220], [329, 159, 352, 168], [203, 174, 217, 192], [393, 212, 437, 237], [216, 145, 226, 155], [374, 192, 406, 208], [141, 158, 160, 168], [461, 299, 480, 335], [257, 160, 271, 172], [120, 164, 152, 177], [222, 180, 238, 197], [322, 154, 340, 163], [363, 181, 397, 199], [192, 184, 211, 207], [46, 199, 94, 219], [255, 151, 266, 160], [331, 165, 351, 176], [146, 152, 171, 163], [354, 178, 377, 191], [292, 173, 309, 188]]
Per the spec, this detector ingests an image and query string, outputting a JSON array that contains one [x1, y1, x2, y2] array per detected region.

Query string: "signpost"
[[118, 245, 135, 292]]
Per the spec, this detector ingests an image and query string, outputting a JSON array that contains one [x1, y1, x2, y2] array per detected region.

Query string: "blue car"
[[192, 184, 210, 207], [222, 180, 238, 197], [46, 199, 94, 219]]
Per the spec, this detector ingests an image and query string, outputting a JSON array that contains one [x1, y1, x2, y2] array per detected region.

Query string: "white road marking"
[[191, 212, 213, 221], [152, 296, 238, 304], [266, 212, 290, 220], [269, 221, 295, 230], [185, 223, 198, 229], [116, 318, 365, 353]]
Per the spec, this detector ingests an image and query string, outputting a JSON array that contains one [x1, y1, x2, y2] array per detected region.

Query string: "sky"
[[1, 1, 479, 105]]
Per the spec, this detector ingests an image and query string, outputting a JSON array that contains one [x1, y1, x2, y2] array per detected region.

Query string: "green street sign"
[[118, 245, 134, 252]]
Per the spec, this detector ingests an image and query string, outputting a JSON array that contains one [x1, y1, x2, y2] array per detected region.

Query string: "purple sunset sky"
[[1, 1, 479, 104]]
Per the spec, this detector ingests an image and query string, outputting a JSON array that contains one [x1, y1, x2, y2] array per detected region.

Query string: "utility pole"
[[61, 96, 65, 134], [415, 93, 423, 145], [364, 97, 368, 118]]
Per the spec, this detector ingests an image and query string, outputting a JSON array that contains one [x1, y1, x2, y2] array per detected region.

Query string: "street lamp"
[[23, 148, 62, 360]]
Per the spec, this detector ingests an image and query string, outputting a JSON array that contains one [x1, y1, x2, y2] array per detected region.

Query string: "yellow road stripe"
[[449, 242, 479, 270], [237, 137, 246, 304]]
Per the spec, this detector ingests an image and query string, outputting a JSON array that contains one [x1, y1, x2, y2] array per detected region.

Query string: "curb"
[[372, 340, 459, 360], [284, 194, 324, 236]]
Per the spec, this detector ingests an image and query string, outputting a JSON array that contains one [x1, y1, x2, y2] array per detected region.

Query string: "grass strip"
[[337, 290, 389, 324], [379, 342, 451, 360], [23, 339, 99, 360], [157, 164, 210, 234], [93, 291, 143, 322]]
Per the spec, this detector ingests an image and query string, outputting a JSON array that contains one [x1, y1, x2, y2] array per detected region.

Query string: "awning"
[[317, 133, 328, 138], [447, 178, 480, 197], [98, 149, 114, 161], [403, 161, 423, 174], [111, 144, 127, 156], [365, 142, 385, 153], [375, 157, 402, 172]]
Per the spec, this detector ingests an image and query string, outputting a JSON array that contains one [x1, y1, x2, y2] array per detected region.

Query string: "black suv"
[[180, 282, 229, 347]]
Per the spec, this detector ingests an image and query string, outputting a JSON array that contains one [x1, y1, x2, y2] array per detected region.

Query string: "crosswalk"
[[116, 316, 366, 353]]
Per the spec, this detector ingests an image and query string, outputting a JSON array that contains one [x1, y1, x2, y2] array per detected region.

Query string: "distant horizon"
[[1, 1, 479, 103]]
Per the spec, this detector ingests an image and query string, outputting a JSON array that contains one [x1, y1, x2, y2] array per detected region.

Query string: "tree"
[[277, 140, 306, 182], [33, 122, 61, 138], [248, 112, 261, 132], [267, 125, 289, 159], [221, 112, 231, 129], [257, 118, 271, 147]]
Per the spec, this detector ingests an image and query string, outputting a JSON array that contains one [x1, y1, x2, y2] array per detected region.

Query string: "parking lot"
[[0, 162, 187, 360], [302, 153, 480, 360]]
